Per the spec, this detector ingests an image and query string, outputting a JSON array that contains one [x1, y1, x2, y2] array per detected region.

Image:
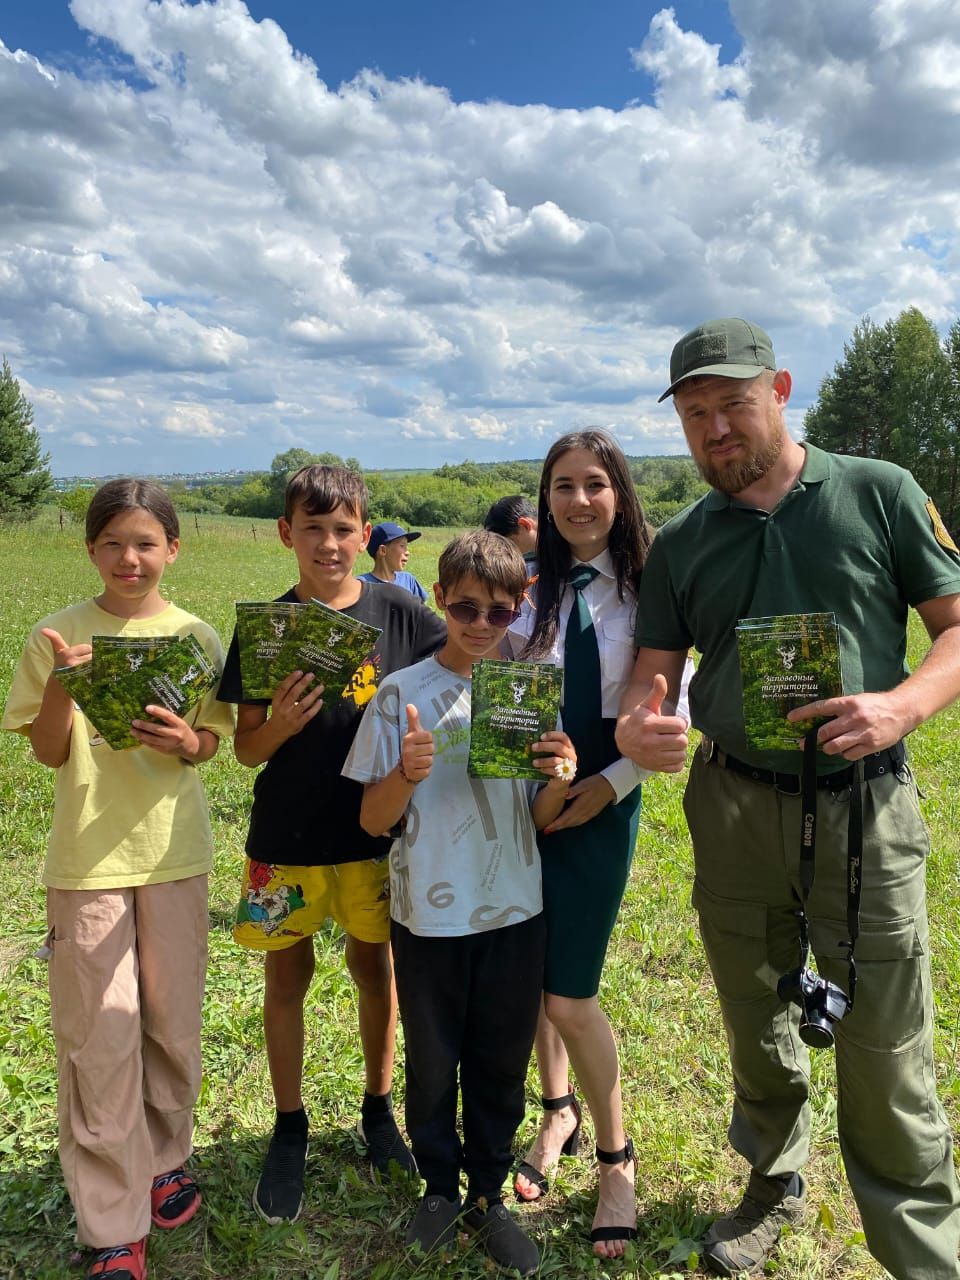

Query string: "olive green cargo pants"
[[684, 750, 960, 1280]]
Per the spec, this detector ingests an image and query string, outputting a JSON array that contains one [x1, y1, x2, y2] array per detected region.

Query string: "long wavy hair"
[[522, 430, 650, 659]]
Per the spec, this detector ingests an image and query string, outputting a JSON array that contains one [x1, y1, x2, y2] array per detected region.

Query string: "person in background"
[[359, 522, 428, 601], [483, 495, 539, 568], [617, 317, 960, 1278]]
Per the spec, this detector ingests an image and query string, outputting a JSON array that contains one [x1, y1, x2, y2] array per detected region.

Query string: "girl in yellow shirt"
[[2, 479, 234, 1280]]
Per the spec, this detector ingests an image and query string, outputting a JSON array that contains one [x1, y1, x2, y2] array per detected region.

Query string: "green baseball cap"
[[659, 317, 777, 402]]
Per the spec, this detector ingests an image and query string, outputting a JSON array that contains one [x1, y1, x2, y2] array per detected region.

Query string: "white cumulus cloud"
[[0, 0, 956, 475]]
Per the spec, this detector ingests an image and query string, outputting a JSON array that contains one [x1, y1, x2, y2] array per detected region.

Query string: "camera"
[[777, 966, 852, 1049]]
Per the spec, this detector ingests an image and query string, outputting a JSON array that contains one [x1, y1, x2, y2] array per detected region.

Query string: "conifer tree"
[[0, 357, 51, 519], [804, 309, 957, 529]]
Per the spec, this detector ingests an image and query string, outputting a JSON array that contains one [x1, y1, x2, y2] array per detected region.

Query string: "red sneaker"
[[150, 1167, 201, 1229], [86, 1238, 147, 1280]]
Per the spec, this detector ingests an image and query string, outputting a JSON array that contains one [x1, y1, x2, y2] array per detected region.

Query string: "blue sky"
[[4, 1, 740, 111], [1, 1, 958, 477]]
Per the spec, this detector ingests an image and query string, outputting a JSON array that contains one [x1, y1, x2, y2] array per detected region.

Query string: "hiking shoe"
[[405, 1193, 461, 1254], [357, 1111, 418, 1178], [703, 1171, 806, 1276], [464, 1201, 540, 1276], [150, 1167, 201, 1229], [86, 1239, 147, 1280], [253, 1129, 308, 1224]]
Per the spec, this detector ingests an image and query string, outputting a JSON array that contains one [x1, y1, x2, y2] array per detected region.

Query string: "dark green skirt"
[[539, 719, 642, 998]]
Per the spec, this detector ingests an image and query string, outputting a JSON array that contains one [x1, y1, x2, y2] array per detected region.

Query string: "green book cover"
[[58, 634, 220, 750], [55, 660, 138, 751], [235, 601, 307, 699], [271, 598, 381, 703], [468, 659, 563, 780], [128, 633, 219, 721], [54, 660, 94, 705], [91, 635, 177, 685], [737, 612, 843, 751]]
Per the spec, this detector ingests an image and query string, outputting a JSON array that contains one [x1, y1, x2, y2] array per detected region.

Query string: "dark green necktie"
[[562, 564, 604, 774]]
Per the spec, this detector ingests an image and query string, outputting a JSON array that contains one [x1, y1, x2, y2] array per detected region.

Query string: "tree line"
[[174, 447, 707, 530], [804, 307, 960, 529], [52, 446, 705, 531], [5, 306, 960, 533]]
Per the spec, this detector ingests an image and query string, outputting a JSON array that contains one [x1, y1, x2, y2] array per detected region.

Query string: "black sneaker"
[[253, 1129, 308, 1224], [405, 1194, 461, 1255], [357, 1112, 418, 1178], [703, 1171, 806, 1276], [463, 1201, 539, 1276]]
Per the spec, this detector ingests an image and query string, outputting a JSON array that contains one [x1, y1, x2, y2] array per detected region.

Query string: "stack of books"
[[235, 599, 381, 702], [56, 634, 219, 750]]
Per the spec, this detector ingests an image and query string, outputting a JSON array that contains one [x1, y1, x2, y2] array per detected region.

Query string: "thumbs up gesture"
[[641, 673, 668, 716], [400, 703, 434, 784], [616, 669, 689, 773]]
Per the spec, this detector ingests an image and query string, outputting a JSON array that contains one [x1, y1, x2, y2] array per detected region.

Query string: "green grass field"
[[1, 511, 958, 1280]]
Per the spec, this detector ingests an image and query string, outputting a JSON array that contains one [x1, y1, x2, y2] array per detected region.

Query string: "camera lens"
[[798, 1016, 835, 1049]]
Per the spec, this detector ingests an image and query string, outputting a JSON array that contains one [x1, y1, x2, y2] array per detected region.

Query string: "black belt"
[[700, 737, 906, 795]]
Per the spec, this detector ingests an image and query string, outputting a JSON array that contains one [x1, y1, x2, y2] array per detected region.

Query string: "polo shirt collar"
[[798, 442, 831, 483], [703, 442, 832, 512]]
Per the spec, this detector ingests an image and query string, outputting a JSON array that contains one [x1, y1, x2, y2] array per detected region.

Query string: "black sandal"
[[514, 1092, 582, 1201], [590, 1138, 637, 1245]]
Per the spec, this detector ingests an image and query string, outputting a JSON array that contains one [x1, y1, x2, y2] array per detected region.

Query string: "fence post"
[[251, 524, 257, 540]]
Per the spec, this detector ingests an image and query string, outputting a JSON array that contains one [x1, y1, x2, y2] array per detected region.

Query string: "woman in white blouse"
[[505, 430, 690, 1258]]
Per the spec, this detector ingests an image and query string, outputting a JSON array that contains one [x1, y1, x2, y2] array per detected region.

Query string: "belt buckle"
[[774, 772, 801, 797], [700, 735, 717, 763]]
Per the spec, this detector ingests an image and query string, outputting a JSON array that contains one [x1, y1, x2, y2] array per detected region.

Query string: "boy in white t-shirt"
[[343, 531, 576, 1276]]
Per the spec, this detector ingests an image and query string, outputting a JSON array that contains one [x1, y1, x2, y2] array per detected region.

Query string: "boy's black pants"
[[391, 913, 545, 1202]]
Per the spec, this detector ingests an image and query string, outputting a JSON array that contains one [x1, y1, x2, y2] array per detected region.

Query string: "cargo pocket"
[[817, 914, 948, 1179], [48, 936, 87, 1051], [691, 879, 779, 1003], [52, 932, 143, 1147], [809, 915, 926, 1053], [692, 878, 806, 1076]]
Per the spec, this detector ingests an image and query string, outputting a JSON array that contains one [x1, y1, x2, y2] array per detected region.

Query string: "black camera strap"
[[798, 730, 861, 1006]]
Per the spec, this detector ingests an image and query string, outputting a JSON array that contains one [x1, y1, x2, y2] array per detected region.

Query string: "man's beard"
[[697, 418, 785, 494]]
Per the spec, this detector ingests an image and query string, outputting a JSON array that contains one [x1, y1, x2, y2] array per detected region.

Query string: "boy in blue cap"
[[359, 522, 428, 601]]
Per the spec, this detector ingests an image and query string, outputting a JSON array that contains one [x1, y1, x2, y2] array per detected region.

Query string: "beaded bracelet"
[[398, 757, 418, 785]]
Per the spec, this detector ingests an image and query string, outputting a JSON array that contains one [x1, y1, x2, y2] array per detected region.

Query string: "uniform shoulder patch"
[[926, 499, 959, 554]]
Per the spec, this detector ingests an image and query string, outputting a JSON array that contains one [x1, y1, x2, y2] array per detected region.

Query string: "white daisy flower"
[[554, 757, 576, 781]]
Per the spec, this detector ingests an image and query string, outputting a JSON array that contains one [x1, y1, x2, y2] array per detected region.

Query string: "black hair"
[[482, 495, 536, 537], [284, 465, 368, 523], [522, 430, 650, 659], [85, 479, 179, 544]]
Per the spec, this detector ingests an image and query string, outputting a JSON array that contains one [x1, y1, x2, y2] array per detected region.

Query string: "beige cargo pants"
[[46, 875, 207, 1247]]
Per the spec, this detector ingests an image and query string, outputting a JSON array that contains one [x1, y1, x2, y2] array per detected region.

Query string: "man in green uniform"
[[616, 318, 960, 1278]]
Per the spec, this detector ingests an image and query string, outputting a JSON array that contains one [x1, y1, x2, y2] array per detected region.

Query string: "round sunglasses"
[[443, 600, 522, 628]]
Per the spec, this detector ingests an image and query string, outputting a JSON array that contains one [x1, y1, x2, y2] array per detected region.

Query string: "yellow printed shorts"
[[233, 857, 390, 950]]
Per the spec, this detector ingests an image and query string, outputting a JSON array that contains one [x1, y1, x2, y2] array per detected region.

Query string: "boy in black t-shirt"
[[217, 465, 445, 1224]]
